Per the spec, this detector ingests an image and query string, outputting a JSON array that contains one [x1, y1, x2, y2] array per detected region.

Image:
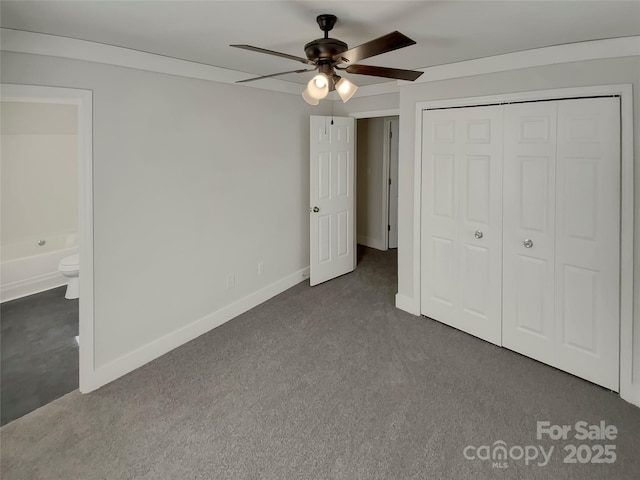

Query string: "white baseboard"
[[1, 272, 66, 303], [81, 266, 310, 393], [357, 235, 386, 251], [395, 293, 420, 316]]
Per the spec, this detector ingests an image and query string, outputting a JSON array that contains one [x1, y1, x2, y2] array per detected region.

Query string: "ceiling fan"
[[231, 14, 423, 104]]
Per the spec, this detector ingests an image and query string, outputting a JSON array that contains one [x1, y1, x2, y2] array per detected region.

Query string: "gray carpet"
[[1, 286, 79, 426], [1, 247, 639, 480]]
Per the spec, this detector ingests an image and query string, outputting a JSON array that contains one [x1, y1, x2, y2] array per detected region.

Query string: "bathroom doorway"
[[0, 85, 94, 424]]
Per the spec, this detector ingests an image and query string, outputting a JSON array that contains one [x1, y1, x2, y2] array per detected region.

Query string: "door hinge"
[[389, 178, 392, 185], [388, 225, 391, 231], [389, 131, 392, 138]]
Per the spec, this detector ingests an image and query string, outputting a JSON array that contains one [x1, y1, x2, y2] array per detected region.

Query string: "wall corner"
[[395, 293, 420, 316]]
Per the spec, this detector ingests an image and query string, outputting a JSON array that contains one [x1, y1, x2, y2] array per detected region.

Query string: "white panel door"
[[502, 102, 558, 361], [420, 106, 503, 345], [310, 116, 356, 286], [503, 98, 620, 390], [554, 98, 620, 390]]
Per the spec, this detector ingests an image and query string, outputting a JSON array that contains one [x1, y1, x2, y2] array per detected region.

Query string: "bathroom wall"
[[1, 101, 78, 247]]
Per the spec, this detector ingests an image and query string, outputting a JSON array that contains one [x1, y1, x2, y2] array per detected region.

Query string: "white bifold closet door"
[[502, 98, 620, 391], [421, 97, 620, 390], [420, 106, 504, 346], [502, 102, 559, 364]]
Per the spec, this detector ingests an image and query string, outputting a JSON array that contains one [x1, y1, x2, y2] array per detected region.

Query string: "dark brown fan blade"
[[333, 31, 416, 64], [345, 64, 423, 81], [230, 44, 313, 65], [236, 69, 316, 83]]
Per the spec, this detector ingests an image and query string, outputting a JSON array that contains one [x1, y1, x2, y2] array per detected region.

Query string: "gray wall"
[[1, 51, 330, 368]]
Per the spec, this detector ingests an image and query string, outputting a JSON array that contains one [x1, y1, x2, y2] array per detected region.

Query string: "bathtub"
[[1, 233, 78, 303]]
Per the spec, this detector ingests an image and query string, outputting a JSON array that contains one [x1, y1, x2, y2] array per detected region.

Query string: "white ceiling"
[[2, 1, 639, 87]]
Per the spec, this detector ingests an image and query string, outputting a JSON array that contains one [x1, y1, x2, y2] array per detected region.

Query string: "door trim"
[[1, 83, 95, 393], [412, 84, 635, 405], [381, 119, 391, 251], [349, 109, 400, 119], [386, 117, 399, 250]]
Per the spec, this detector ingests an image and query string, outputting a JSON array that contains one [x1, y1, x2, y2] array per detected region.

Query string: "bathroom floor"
[[1, 286, 78, 426]]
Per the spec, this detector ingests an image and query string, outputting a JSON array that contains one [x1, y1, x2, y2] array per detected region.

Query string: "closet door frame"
[[413, 84, 634, 403]]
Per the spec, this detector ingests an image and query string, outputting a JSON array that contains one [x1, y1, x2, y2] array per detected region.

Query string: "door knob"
[[311, 206, 320, 213], [523, 239, 533, 248], [475, 231, 483, 239]]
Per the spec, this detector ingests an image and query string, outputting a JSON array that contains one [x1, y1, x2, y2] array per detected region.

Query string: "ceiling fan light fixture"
[[314, 76, 327, 88], [302, 87, 320, 105], [335, 77, 358, 103], [307, 73, 330, 100]]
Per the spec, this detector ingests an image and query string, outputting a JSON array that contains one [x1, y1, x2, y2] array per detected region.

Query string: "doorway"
[[308, 111, 399, 287], [355, 115, 399, 251], [0, 99, 80, 424], [0, 84, 95, 418]]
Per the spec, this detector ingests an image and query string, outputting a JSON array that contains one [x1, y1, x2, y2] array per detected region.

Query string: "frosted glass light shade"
[[307, 74, 330, 100], [335, 77, 358, 103], [302, 88, 320, 105]]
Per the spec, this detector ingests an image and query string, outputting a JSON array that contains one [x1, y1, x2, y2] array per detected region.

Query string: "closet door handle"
[[475, 231, 483, 239], [523, 239, 533, 248]]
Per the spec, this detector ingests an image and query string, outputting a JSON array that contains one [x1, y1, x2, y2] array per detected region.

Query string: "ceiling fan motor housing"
[[304, 38, 348, 63]]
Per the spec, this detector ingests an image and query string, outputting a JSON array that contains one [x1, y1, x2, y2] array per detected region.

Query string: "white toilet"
[[59, 254, 79, 299]]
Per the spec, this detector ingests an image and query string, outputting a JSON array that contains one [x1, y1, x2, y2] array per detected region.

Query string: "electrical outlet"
[[257, 261, 264, 275], [227, 274, 235, 289]]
